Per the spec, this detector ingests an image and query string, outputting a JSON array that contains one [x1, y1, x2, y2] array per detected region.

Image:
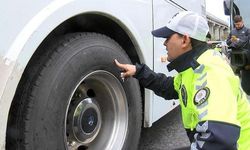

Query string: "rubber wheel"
[[7, 33, 142, 150]]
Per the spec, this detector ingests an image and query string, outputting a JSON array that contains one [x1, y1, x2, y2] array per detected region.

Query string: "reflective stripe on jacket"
[[174, 49, 250, 149]]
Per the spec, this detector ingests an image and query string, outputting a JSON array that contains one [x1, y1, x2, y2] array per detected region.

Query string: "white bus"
[[0, 0, 205, 149]]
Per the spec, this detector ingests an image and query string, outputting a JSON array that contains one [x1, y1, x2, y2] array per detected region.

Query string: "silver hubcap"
[[65, 70, 128, 150]]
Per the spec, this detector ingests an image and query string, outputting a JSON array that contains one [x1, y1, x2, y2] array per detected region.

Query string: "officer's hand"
[[231, 36, 239, 42], [114, 59, 136, 78]]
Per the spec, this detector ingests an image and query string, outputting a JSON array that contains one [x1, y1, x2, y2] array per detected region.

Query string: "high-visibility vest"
[[214, 47, 222, 52], [174, 49, 250, 149]]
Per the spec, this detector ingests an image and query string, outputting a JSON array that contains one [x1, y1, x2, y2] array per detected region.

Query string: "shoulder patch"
[[181, 85, 187, 107], [194, 87, 210, 106]]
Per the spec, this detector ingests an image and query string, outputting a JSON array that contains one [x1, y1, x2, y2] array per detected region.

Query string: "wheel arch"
[[6, 11, 146, 144]]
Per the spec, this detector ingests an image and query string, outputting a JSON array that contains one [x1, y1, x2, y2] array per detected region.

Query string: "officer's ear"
[[181, 34, 192, 49]]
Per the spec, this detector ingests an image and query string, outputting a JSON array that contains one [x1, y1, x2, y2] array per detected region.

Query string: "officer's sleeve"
[[237, 35, 249, 48], [245, 28, 250, 38], [233, 28, 250, 49], [246, 28, 250, 47], [133, 63, 178, 100], [190, 64, 240, 149], [191, 121, 240, 149]]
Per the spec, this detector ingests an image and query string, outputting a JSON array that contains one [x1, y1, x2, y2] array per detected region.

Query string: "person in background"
[[214, 44, 222, 53], [226, 15, 250, 50], [206, 32, 211, 41], [226, 15, 250, 95], [115, 11, 250, 149]]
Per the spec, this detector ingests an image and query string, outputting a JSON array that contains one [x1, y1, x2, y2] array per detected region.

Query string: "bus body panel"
[[0, 0, 153, 147]]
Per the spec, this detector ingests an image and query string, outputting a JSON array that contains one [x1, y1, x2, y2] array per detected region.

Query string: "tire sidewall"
[[29, 33, 141, 150]]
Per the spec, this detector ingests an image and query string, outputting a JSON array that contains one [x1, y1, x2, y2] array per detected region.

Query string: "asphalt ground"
[[139, 106, 190, 150]]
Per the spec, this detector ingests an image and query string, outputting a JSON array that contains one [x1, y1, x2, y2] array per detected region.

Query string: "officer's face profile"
[[163, 33, 192, 62], [234, 21, 244, 30]]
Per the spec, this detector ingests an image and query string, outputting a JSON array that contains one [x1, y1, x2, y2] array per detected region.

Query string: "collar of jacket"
[[167, 43, 208, 73], [236, 25, 245, 31]]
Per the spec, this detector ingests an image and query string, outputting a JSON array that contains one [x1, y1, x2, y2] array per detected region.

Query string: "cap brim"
[[151, 27, 176, 38]]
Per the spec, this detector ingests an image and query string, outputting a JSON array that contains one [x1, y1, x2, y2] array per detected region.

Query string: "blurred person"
[[226, 15, 250, 50], [226, 15, 250, 95]]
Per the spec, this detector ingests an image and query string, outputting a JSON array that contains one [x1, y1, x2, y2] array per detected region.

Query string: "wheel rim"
[[65, 70, 128, 150]]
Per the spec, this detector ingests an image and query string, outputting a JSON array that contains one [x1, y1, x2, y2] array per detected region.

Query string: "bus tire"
[[7, 32, 142, 150]]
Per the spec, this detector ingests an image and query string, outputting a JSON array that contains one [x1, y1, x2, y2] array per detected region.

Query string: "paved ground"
[[139, 106, 190, 150]]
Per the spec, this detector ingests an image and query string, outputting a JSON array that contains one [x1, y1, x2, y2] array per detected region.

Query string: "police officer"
[[214, 44, 222, 53], [115, 11, 250, 149], [226, 15, 250, 95], [226, 15, 250, 51]]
